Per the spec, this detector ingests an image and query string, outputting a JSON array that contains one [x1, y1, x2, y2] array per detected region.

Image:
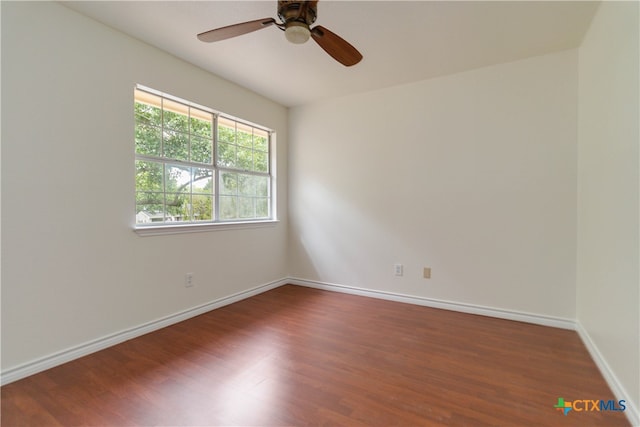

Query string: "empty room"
[[1, 1, 638, 426]]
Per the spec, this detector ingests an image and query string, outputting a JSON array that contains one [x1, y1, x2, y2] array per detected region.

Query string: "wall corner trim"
[[575, 322, 639, 427]]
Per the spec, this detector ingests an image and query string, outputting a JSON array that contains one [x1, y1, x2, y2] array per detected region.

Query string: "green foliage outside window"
[[134, 88, 271, 225]]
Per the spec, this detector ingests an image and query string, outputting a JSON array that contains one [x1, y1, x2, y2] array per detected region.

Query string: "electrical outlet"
[[394, 264, 403, 276], [423, 267, 431, 279], [185, 273, 194, 287]]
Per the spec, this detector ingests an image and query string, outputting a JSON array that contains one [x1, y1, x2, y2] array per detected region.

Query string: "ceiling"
[[61, 1, 600, 107]]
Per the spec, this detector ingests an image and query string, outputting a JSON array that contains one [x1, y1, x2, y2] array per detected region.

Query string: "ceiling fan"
[[197, 0, 363, 67]]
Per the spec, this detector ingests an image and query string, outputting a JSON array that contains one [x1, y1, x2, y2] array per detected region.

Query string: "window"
[[134, 86, 273, 228]]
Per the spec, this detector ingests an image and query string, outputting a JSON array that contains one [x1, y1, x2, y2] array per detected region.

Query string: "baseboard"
[[289, 277, 575, 330], [0, 277, 289, 386], [5, 276, 636, 427], [575, 322, 639, 427]]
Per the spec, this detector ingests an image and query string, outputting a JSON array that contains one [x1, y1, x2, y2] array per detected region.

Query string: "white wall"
[[3, 4, 637, 420], [577, 0, 639, 417], [1, 2, 288, 372], [289, 50, 578, 320]]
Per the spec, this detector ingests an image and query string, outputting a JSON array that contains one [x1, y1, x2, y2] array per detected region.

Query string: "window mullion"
[[213, 114, 220, 221], [136, 154, 211, 170], [187, 106, 192, 165]]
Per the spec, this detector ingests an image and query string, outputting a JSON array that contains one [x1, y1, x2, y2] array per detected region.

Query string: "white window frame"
[[133, 85, 277, 236]]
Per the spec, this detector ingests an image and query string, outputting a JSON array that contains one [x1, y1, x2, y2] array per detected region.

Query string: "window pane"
[[220, 172, 238, 195], [218, 123, 236, 144], [135, 101, 161, 127], [192, 168, 213, 195], [237, 129, 253, 148], [136, 202, 164, 224], [136, 191, 163, 205], [192, 194, 213, 221], [165, 192, 189, 222], [237, 146, 253, 170], [191, 136, 212, 164], [254, 150, 268, 173], [164, 110, 189, 133], [165, 164, 191, 194], [135, 123, 161, 157], [136, 160, 163, 192], [256, 198, 269, 218], [163, 130, 189, 161], [218, 142, 237, 168], [239, 197, 255, 218], [163, 99, 189, 133], [190, 113, 212, 138], [254, 130, 268, 151], [238, 174, 256, 196], [255, 176, 269, 197], [220, 195, 237, 220]]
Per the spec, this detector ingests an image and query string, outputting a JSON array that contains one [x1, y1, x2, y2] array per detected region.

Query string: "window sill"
[[134, 220, 279, 237]]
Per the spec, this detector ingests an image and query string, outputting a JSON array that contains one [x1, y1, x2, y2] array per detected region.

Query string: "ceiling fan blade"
[[197, 18, 276, 43], [310, 25, 362, 67]]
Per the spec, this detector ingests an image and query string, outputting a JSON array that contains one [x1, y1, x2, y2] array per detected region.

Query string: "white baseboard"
[[288, 277, 576, 330], [4, 276, 636, 427], [575, 322, 639, 427], [1, 278, 288, 386]]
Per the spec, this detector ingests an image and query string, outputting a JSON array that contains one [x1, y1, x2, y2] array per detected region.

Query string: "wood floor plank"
[[1, 285, 630, 426]]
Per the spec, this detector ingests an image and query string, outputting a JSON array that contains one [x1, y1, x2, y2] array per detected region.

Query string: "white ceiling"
[[61, 1, 599, 107]]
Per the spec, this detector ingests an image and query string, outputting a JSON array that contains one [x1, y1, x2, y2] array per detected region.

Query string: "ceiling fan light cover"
[[285, 23, 311, 44]]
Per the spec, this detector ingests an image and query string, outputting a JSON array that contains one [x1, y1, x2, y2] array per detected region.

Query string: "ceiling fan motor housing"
[[278, 1, 318, 26]]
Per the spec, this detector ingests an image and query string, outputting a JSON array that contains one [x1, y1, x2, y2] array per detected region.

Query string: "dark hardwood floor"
[[1, 285, 630, 426]]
